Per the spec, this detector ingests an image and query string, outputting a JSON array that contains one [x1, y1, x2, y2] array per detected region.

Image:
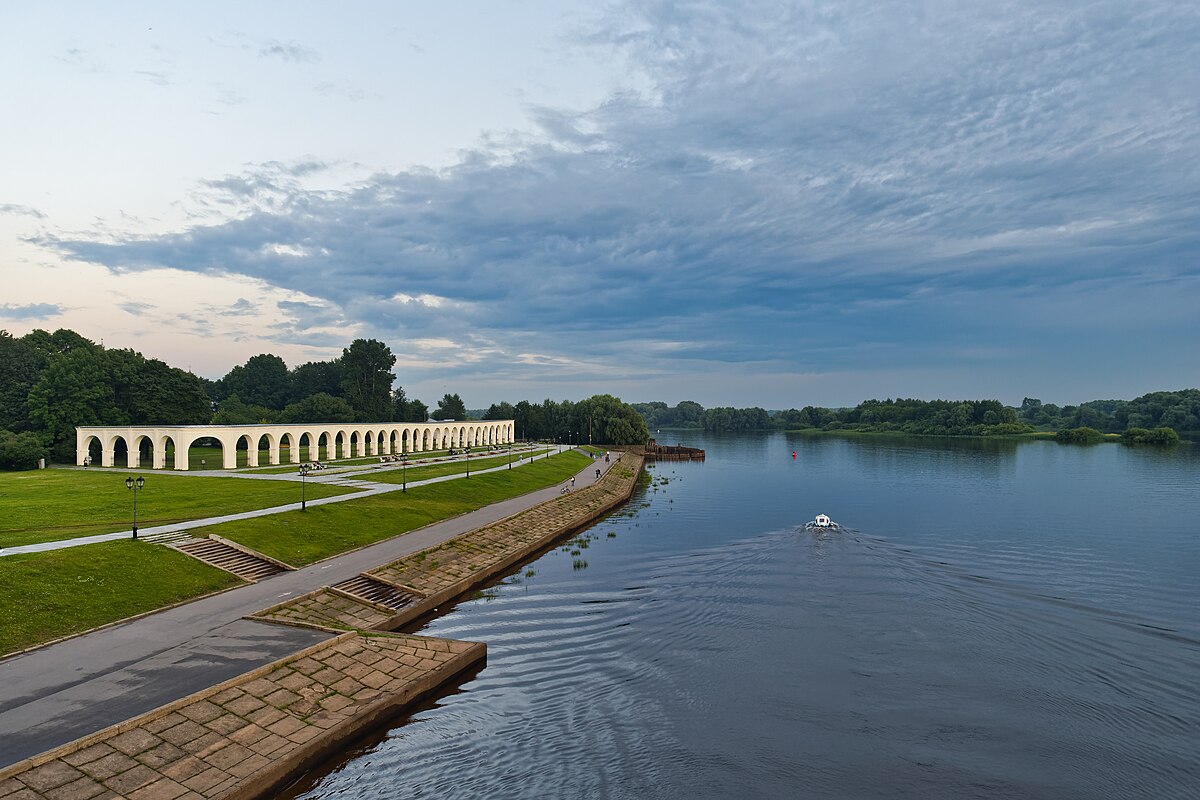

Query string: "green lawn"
[[0, 541, 242, 657], [0, 470, 357, 548], [201, 450, 592, 566], [240, 447, 508, 474], [365, 450, 552, 485]]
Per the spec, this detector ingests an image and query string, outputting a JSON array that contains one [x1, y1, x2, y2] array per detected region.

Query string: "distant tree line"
[[635, 395, 1195, 440], [0, 327, 650, 469], [633, 398, 1029, 436], [1018, 391, 1200, 435]]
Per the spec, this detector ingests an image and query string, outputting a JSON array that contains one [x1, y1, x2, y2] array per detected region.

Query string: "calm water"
[[290, 434, 1200, 799]]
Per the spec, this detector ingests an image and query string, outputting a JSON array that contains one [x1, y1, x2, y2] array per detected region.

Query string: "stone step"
[[174, 538, 286, 582], [139, 530, 196, 546], [333, 574, 423, 611]]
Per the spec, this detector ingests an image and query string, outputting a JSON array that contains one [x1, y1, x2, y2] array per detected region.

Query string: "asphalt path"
[[0, 448, 614, 767]]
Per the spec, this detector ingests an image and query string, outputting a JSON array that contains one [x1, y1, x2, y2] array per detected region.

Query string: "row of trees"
[[206, 339, 432, 426], [1019, 391, 1200, 434], [637, 394, 1197, 438], [480, 395, 650, 446], [635, 398, 1030, 436], [0, 327, 650, 469], [1, 329, 212, 464]]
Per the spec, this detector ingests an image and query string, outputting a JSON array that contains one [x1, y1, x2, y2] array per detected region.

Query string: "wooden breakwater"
[[624, 439, 705, 462]]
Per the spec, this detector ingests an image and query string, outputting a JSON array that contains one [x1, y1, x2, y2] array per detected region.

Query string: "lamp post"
[[299, 463, 310, 510], [125, 475, 145, 539], [401, 454, 408, 492], [465, 447, 471, 479]]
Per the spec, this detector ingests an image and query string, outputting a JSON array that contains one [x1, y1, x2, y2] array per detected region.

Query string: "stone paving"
[[250, 454, 642, 633], [253, 588, 396, 634], [0, 632, 483, 800]]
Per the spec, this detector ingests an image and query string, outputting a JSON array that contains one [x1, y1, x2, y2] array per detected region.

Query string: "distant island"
[[633, 391, 1200, 442]]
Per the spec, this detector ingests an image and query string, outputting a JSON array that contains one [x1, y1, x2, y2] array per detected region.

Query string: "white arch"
[[74, 420, 515, 470]]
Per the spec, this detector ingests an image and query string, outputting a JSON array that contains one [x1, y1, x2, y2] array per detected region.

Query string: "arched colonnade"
[[75, 420, 516, 471]]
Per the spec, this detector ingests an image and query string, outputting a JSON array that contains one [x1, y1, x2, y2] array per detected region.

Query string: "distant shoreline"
[[651, 427, 1197, 444]]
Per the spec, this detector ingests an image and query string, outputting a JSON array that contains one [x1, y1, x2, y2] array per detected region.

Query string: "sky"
[[2, 1, 1198, 409]]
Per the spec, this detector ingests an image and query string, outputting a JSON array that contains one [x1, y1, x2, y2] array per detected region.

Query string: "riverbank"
[[0, 454, 643, 799]]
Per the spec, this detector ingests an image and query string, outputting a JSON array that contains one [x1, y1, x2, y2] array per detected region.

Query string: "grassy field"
[[199, 450, 593, 566], [0, 470, 356, 548], [365, 450, 552, 485], [0, 541, 242, 656]]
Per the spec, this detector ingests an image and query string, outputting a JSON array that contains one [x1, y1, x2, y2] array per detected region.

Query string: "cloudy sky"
[[2, 1, 1198, 408]]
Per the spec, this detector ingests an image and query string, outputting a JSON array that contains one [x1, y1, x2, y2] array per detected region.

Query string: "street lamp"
[[125, 475, 145, 539], [299, 463, 310, 510], [401, 454, 409, 492], [465, 447, 471, 478]]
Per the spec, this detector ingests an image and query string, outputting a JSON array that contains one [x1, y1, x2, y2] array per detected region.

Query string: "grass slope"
[[0, 541, 242, 656], [203, 451, 592, 566], [0, 470, 355, 548]]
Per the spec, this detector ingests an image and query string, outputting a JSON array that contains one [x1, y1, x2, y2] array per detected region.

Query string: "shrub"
[[1055, 426, 1105, 444], [1120, 426, 1180, 445], [0, 430, 50, 470]]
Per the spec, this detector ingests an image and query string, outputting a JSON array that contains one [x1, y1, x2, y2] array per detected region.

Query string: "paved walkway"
[[0, 447, 562, 556], [0, 449, 618, 768]]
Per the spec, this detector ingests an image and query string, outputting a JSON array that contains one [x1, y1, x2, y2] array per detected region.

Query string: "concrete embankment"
[[0, 453, 643, 800]]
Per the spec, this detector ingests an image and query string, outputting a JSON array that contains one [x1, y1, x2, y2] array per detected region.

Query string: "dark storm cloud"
[[42, 0, 1200, 400]]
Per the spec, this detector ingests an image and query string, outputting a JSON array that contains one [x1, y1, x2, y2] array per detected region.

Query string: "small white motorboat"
[[804, 514, 839, 531]]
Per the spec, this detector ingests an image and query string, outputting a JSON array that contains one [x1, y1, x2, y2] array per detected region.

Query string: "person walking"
[[570, 475, 576, 488]]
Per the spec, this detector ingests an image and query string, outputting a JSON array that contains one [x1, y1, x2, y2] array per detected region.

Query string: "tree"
[[289, 360, 343, 403], [483, 401, 516, 421], [340, 339, 396, 421], [212, 394, 277, 425], [279, 392, 356, 423], [436, 393, 468, 421], [27, 347, 124, 462], [0, 330, 49, 432], [129, 359, 211, 425], [0, 429, 48, 470], [406, 398, 429, 423], [217, 354, 290, 409], [391, 387, 429, 422]]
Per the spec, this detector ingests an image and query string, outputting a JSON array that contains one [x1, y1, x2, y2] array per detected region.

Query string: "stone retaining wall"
[[250, 453, 643, 634]]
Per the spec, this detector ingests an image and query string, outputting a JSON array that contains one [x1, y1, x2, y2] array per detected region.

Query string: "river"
[[287, 433, 1199, 799]]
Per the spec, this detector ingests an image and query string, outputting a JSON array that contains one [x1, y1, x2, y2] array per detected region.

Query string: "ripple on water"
[[290, 437, 1200, 800]]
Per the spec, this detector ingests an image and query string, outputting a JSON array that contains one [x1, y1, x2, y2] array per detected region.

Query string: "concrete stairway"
[[139, 530, 195, 546], [333, 575, 423, 611], [174, 538, 288, 582]]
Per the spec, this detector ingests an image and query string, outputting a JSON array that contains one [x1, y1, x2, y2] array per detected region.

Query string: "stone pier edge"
[[0, 635, 351, 784]]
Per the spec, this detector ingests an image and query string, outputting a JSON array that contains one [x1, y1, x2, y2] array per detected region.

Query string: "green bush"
[[1055, 426, 1105, 444], [1120, 426, 1180, 445], [0, 430, 50, 470]]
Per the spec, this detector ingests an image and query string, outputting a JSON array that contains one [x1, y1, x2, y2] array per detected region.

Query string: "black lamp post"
[[125, 475, 145, 539], [299, 463, 310, 510], [401, 454, 409, 492], [465, 447, 471, 478]]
